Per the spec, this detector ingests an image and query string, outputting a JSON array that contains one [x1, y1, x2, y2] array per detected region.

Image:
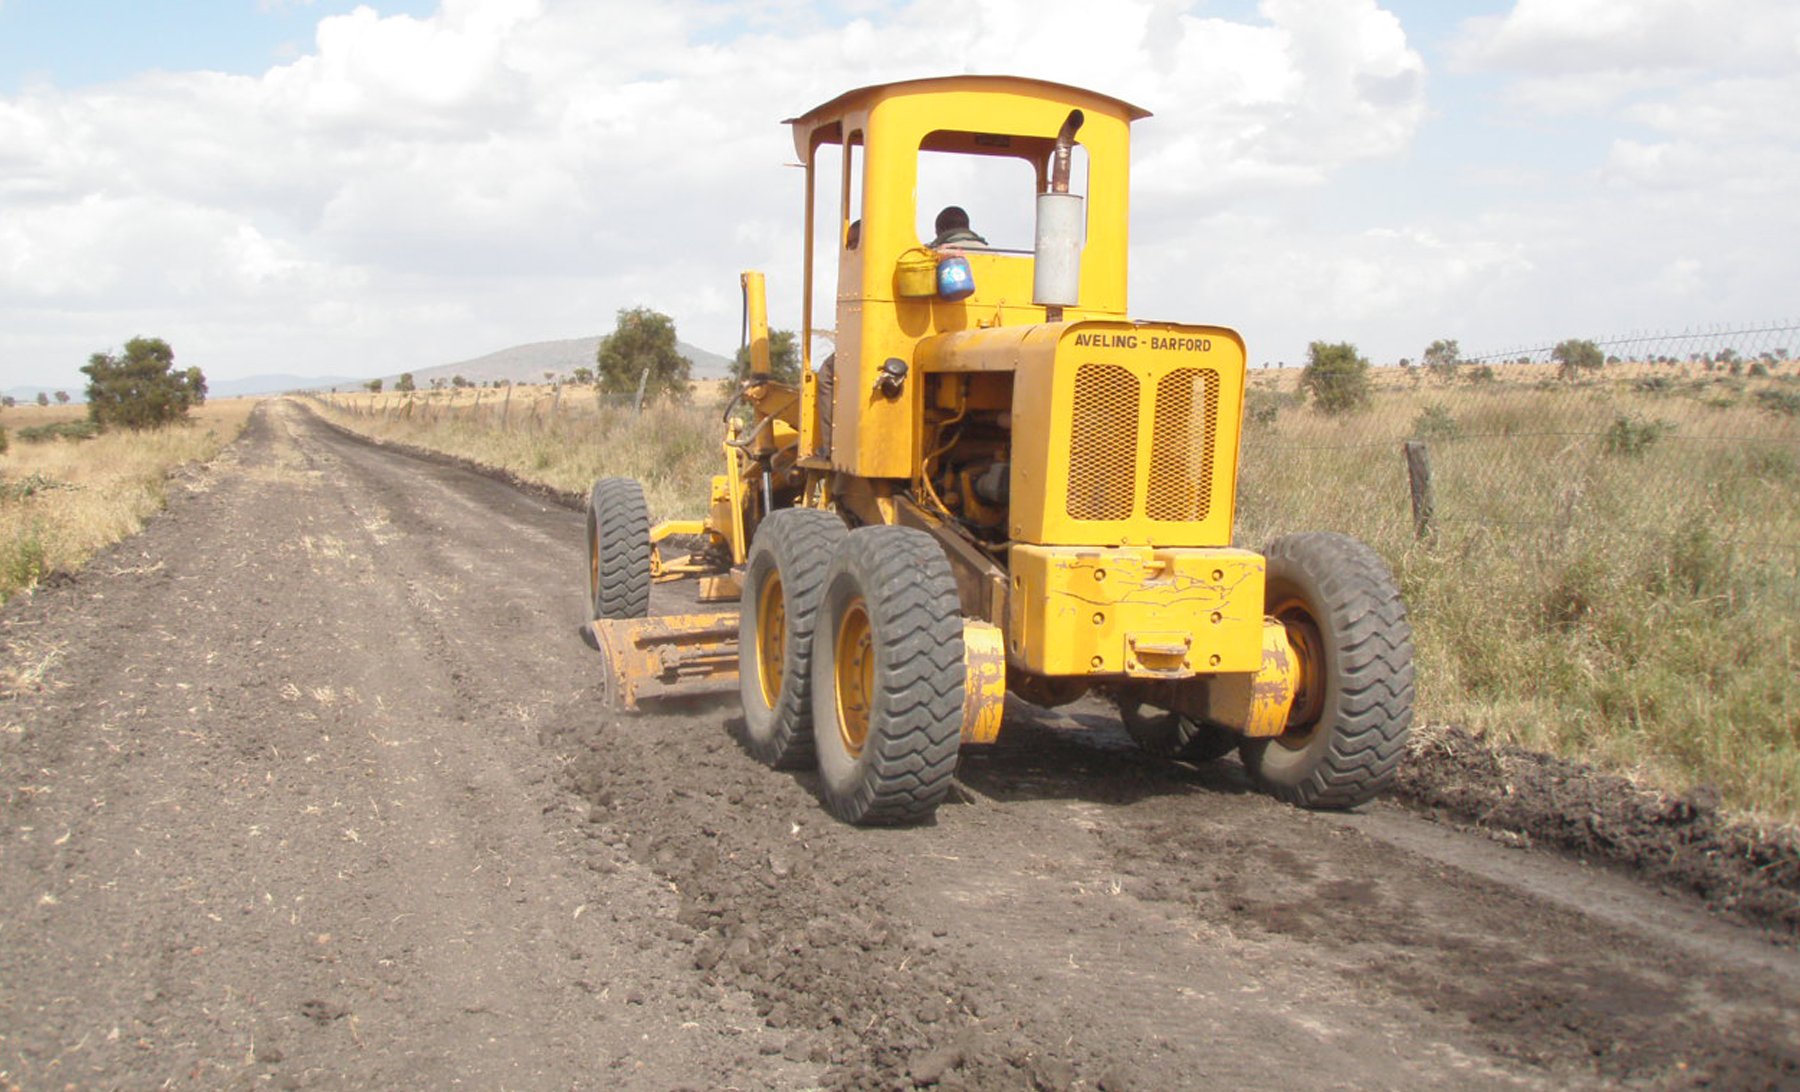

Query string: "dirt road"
[[3, 401, 1796, 1090]]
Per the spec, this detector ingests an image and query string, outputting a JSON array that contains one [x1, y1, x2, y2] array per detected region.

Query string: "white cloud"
[[1, 0, 1438, 385]]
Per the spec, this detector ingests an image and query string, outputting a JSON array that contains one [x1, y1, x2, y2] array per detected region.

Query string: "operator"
[[930, 205, 988, 249]]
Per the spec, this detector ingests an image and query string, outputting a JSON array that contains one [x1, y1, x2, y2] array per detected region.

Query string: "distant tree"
[[395, 372, 416, 392], [365, 378, 383, 393], [570, 366, 595, 385], [1553, 338, 1604, 380], [430, 377, 446, 391], [36, 392, 49, 407], [1, 396, 15, 408], [1422, 338, 1461, 380], [729, 328, 801, 385], [1299, 341, 1371, 415], [81, 337, 207, 429], [53, 390, 70, 404], [596, 307, 691, 401]]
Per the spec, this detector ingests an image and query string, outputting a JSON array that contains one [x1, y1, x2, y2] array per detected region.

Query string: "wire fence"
[[1239, 325, 1800, 573]]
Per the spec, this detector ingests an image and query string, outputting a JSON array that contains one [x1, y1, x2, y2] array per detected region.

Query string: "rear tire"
[[739, 508, 848, 769], [1240, 532, 1413, 809], [811, 527, 964, 825], [1116, 697, 1239, 763], [587, 478, 650, 619]]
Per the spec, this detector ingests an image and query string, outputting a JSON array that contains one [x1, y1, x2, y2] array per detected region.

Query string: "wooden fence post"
[[500, 385, 512, 429], [1403, 440, 1435, 540]]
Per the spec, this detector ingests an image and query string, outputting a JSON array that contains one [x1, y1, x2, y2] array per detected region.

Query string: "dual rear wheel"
[[740, 521, 964, 825]]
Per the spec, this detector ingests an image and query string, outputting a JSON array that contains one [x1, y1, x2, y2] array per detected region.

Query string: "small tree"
[[395, 372, 416, 392], [1553, 338, 1604, 380], [452, 374, 471, 389], [1300, 341, 1371, 415], [596, 307, 691, 401], [570, 366, 594, 385], [35, 392, 49, 407], [53, 391, 69, 404], [81, 337, 206, 429], [1422, 338, 1461, 380], [365, 378, 383, 393], [729, 328, 801, 385]]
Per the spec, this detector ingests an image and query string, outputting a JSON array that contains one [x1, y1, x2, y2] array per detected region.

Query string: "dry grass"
[[311, 386, 721, 519], [1242, 364, 1800, 825], [0, 399, 260, 602]]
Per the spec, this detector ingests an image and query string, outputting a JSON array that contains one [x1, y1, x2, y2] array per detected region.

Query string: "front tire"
[[1240, 532, 1413, 809], [587, 478, 650, 619], [811, 527, 964, 825], [738, 508, 847, 769]]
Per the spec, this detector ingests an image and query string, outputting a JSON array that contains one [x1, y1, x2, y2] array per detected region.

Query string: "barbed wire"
[[1465, 322, 1800, 366]]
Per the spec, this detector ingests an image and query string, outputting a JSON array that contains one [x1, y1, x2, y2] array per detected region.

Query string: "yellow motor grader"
[[586, 76, 1413, 824]]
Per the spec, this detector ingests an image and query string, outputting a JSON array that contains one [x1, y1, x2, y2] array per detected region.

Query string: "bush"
[[1409, 402, 1460, 440], [1753, 388, 1800, 416], [17, 420, 101, 443], [1553, 338, 1604, 380], [82, 336, 206, 430], [1466, 364, 1496, 384], [1299, 341, 1370, 415], [1603, 414, 1673, 457]]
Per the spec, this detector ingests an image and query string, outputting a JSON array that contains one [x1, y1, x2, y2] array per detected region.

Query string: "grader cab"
[[586, 76, 1414, 824]]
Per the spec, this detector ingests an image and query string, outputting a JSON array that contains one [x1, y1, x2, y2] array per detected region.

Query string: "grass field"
[[0, 399, 260, 603], [313, 364, 1800, 826]]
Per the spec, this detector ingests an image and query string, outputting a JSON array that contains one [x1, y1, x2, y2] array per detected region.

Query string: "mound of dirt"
[[1394, 727, 1800, 940]]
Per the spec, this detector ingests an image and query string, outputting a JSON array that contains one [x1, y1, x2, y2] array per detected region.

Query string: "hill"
[[357, 337, 733, 390]]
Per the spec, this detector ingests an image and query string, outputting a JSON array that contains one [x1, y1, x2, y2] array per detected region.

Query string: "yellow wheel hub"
[[833, 599, 874, 758], [755, 571, 786, 709], [1271, 596, 1325, 749]]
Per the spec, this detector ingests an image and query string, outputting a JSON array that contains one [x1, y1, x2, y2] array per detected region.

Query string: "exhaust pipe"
[[1034, 109, 1085, 317]]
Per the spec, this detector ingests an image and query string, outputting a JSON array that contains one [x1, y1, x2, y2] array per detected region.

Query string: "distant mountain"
[[211, 373, 359, 398], [361, 336, 734, 390]]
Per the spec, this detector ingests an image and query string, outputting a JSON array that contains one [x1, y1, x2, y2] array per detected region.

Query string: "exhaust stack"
[[1034, 109, 1085, 318]]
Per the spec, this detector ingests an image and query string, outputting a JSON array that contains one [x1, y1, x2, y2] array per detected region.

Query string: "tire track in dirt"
[[0, 403, 813, 1090]]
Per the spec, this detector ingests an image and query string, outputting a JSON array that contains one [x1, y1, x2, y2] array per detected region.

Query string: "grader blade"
[[591, 613, 740, 710]]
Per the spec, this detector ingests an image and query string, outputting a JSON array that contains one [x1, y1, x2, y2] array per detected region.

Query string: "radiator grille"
[[1147, 369, 1219, 521], [1066, 364, 1139, 521]]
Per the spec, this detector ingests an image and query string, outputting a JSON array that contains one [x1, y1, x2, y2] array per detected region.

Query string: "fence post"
[[500, 385, 512, 429], [1403, 440, 1435, 540], [633, 368, 650, 414], [549, 383, 563, 426]]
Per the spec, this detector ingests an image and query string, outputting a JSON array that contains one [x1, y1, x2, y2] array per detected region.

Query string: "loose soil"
[[3, 401, 1797, 1090]]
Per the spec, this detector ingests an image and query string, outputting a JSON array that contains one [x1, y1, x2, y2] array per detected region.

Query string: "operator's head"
[[934, 206, 971, 236]]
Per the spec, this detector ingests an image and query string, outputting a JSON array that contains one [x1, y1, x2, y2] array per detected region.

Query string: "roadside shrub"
[[1299, 341, 1371, 415], [1753, 388, 1800, 416], [1603, 414, 1673, 457], [1409, 402, 1460, 441], [0, 525, 49, 594], [1, 473, 74, 502], [1466, 365, 1496, 384], [17, 420, 101, 443], [1749, 362, 1771, 378]]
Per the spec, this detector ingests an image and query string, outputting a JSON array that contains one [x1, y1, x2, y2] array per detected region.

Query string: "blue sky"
[[2, 0, 1796, 387], [0, 1, 436, 91]]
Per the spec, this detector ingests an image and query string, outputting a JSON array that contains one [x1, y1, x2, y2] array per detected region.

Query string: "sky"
[[2, 0, 1798, 390]]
